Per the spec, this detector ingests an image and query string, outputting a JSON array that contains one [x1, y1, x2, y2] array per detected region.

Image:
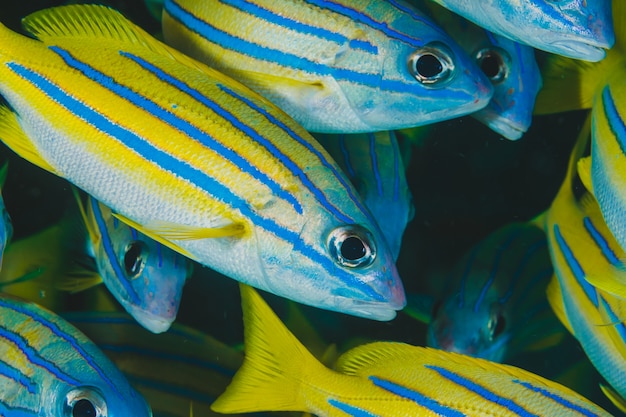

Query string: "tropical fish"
[[69, 192, 193, 334], [161, 0, 493, 133], [414, 0, 542, 140], [313, 131, 413, 261], [0, 163, 11, 272], [0, 5, 404, 320], [535, 0, 626, 268], [539, 113, 626, 407], [211, 284, 612, 416], [405, 222, 564, 363], [0, 293, 151, 416], [429, 0, 614, 61]]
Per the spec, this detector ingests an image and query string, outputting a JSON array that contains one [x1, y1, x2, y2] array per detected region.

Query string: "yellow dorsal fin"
[[546, 275, 575, 335], [577, 156, 594, 195], [600, 383, 626, 414], [211, 284, 324, 414], [71, 188, 101, 248], [0, 105, 58, 175]]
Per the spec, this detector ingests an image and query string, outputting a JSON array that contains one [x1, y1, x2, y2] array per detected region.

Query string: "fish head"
[[333, 1, 493, 131], [93, 204, 192, 334], [427, 293, 510, 362]]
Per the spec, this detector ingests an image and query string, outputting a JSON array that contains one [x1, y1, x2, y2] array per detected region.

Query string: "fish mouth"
[[482, 115, 527, 141], [550, 40, 607, 62], [128, 307, 175, 334], [333, 296, 405, 321]]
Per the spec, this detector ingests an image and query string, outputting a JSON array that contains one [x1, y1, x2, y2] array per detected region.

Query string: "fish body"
[[0, 163, 12, 271], [430, 0, 614, 61], [415, 0, 541, 140], [0, 5, 404, 320], [542, 114, 626, 403], [313, 131, 413, 261], [78, 194, 193, 334], [161, 0, 493, 133], [425, 222, 562, 362], [211, 284, 612, 417], [0, 294, 151, 416]]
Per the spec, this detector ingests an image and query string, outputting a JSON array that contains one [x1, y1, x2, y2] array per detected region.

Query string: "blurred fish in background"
[[429, 0, 614, 61], [0, 163, 12, 271], [161, 0, 493, 133]]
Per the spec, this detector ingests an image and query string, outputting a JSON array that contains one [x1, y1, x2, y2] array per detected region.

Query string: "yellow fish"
[[211, 284, 612, 417], [0, 5, 404, 320]]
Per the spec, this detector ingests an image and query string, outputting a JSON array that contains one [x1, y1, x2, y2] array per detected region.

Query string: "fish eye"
[[327, 225, 376, 268], [124, 241, 147, 278], [475, 47, 510, 84], [63, 387, 107, 417], [408, 42, 455, 86], [489, 313, 506, 340]]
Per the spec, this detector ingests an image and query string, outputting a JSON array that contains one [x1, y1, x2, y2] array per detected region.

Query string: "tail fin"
[[211, 284, 327, 414]]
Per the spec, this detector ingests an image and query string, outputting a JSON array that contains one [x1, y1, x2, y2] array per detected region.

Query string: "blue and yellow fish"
[[70, 192, 193, 334], [0, 4, 404, 320], [405, 222, 563, 363], [539, 113, 626, 407], [211, 284, 612, 416], [313, 131, 413, 261], [0, 294, 152, 416], [161, 0, 493, 133], [430, 0, 614, 61]]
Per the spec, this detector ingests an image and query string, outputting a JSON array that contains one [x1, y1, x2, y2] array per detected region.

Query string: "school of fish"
[[0, 0, 624, 416]]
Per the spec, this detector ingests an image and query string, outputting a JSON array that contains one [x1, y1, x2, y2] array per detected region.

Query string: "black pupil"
[[479, 53, 502, 79], [340, 236, 366, 261], [73, 399, 96, 417], [416, 54, 443, 78], [124, 242, 143, 276]]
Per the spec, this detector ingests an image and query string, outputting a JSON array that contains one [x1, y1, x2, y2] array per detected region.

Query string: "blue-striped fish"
[[211, 284, 612, 417], [313, 131, 413, 261], [430, 0, 614, 61], [0, 5, 404, 320], [0, 162, 12, 271], [415, 0, 542, 140], [161, 0, 493, 133], [540, 113, 626, 406], [407, 222, 563, 363], [69, 192, 193, 334], [0, 294, 151, 416]]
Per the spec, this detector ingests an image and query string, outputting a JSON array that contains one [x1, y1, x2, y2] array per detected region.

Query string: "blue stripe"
[[0, 361, 37, 394], [599, 296, 626, 346], [425, 365, 539, 417], [52, 46, 303, 216], [90, 197, 141, 304], [6, 62, 383, 300], [513, 380, 601, 417], [368, 133, 383, 197], [553, 224, 599, 307], [0, 402, 37, 417], [369, 375, 466, 416], [218, 0, 378, 54], [602, 86, 626, 155], [485, 30, 498, 46], [130, 226, 139, 241], [328, 399, 381, 417], [339, 134, 356, 178], [386, 0, 441, 30], [0, 299, 123, 397], [157, 241, 163, 268], [583, 217, 621, 267]]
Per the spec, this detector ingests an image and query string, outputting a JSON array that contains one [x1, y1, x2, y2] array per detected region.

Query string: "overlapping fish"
[[430, 0, 614, 61], [161, 0, 493, 133], [211, 284, 612, 416], [0, 293, 152, 416], [0, 4, 404, 320]]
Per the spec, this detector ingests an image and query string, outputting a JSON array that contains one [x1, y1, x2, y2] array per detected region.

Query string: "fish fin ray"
[[56, 270, 103, 293]]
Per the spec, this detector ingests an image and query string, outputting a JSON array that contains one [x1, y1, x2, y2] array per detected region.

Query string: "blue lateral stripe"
[[369, 133, 383, 197], [602, 86, 626, 155], [513, 380, 601, 417], [164, 0, 437, 95], [52, 46, 303, 216], [583, 217, 621, 266], [6, 63, 382, 300], [217, 83, 373, 224], [0, 402, 37, 417], [0, 324, 80, 386], [302, 0, 426, 47], [90, 197, 141, 304], [369, 375, 465, 416], [339, 134, 356, 178], [0, 299, 123, 397], [599, 296, 626, 345], [386, 0, 441, 30], [117, 52, 307, 216], [425, 365, 539, 417], [328, 398, 381, 417], [553, 224, 599, 307], [0, 361, 37, 394], [219, 0, 378, 54]]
